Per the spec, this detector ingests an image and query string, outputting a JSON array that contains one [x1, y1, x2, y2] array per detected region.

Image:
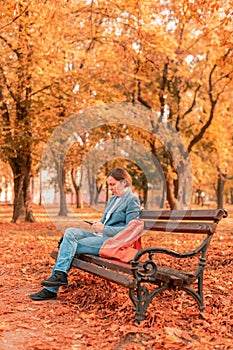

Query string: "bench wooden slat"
[[143, 221, 217, 234], [155, 266, 196, 286], [140, 209, 226, 222], [72, 256, 136, 288], [79, 254, 132, 274]]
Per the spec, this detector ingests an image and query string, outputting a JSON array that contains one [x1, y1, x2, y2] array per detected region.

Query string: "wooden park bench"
[[51, 208, 227, 324]]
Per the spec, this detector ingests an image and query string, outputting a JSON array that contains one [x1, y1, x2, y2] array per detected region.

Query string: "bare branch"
[[0, 2, 31, 31], [29, 85, 51, 98]]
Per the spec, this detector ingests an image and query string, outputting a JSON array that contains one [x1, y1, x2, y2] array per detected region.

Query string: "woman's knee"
[[63, 228, 75, 241]]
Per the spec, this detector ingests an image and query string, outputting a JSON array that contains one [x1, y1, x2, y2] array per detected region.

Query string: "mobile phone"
[[83, 220, 93, 225]]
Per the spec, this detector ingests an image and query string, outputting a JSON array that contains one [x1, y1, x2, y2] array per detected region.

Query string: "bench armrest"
[[132, 234, 211, 262]]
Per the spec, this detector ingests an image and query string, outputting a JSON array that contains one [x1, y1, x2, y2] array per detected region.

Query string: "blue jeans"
[[45, 227, 108, 294]]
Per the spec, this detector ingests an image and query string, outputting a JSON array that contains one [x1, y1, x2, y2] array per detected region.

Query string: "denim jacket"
[[101, 188, 141, 237]]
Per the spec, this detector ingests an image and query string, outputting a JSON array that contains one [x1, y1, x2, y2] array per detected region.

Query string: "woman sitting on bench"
[[29, 167, 141, 301]]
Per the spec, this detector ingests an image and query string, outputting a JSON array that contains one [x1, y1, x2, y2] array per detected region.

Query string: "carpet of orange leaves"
[[0, 204, 232, 350]]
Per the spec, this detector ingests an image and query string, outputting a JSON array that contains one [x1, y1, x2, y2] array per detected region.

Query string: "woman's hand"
[[92, 221, 104, 233]]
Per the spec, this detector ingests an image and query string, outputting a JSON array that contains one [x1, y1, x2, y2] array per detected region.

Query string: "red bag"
[[99, 218, 144, 262]]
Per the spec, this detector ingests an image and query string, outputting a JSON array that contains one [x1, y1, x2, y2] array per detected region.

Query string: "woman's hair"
[[107, 167, 132, 187]]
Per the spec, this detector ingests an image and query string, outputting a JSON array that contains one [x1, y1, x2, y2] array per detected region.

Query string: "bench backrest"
[[139, 209, 227, 235]]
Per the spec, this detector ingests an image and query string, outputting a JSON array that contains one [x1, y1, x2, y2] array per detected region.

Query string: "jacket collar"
[[107, 188, 132, 212]]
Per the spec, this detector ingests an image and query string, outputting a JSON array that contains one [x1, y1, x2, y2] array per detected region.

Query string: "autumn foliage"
[[0, 204, 232, 349], [1, 0, 233, 221]]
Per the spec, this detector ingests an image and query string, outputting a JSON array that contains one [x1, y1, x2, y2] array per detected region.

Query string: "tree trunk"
[[95, 183, 103, 205], [87, 166, 96, 205], [76, 187, 83, 208], [142, 187, 148, 209], [230, 188, 233, 204], [10, 155, 35, 223], [58, 163, 68, 216], [71, 168, 83, 209], [216, 167, 227, 209], [166, 179, 176, 210]]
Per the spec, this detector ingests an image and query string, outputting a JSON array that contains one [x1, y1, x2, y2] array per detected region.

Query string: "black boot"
[[29, 288, 57, 301], [41, 270, 68, 287]]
